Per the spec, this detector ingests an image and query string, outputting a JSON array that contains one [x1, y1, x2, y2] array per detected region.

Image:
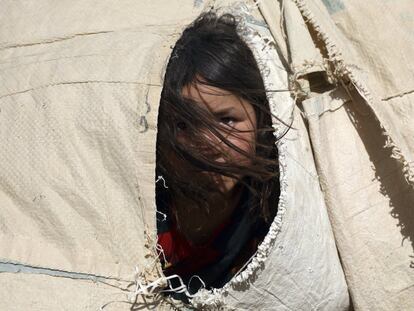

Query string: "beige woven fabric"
[[4, 0, 411, 309], [0, 272, 132, 311], [0, 0, 350, 307], [0, 0, 203, 285], [256, 0, 414, 310], [303, 87, 414, 310]]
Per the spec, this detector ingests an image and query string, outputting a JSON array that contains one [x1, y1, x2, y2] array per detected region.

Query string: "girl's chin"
[[211, 175, 239, 193], [195, 171, 241, 193]]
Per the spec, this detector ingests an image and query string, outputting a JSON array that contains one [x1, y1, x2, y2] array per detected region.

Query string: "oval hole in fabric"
[[154, 12, 281, 301]]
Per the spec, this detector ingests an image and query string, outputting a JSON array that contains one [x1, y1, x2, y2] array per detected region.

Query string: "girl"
[[156, 12, 280, 297]]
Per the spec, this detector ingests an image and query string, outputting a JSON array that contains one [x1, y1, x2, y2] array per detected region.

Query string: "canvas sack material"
[[1, 0, 353, 309], [257, 0, 414, 309]]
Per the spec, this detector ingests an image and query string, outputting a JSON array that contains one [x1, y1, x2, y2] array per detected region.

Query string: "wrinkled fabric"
[[257, 0, 414, 310], [2, 0, 412, 310]]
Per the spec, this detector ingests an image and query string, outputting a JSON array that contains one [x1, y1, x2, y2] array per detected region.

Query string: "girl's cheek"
[[227, 134, 255, 163]]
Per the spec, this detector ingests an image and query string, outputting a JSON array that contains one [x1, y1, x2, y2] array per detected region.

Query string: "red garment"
[[157, 218, 230, 278]]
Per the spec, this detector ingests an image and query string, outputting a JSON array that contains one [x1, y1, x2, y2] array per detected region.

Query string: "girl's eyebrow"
[[211, 106, 236, 117]]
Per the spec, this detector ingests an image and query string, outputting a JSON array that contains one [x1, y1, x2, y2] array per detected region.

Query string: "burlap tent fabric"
[[0, 0, 412, 310], [261, 0, 414, 309]]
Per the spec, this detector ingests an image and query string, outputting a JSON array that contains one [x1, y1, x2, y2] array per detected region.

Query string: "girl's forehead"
[[182, 83, 249, 112]]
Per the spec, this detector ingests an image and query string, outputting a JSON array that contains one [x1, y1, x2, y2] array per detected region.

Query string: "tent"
[[0, 0, 413, 309]]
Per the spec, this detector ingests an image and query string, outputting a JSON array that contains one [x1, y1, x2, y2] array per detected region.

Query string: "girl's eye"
[[177, 121, 187, 131], [219, 117, 235, 126]]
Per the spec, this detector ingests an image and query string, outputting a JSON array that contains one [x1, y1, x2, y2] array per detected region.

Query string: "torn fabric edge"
[[186, 4, 290, 308], [108, 3, 291, 308], [292, 0, 414, 187], [123, 3, 291, 309]]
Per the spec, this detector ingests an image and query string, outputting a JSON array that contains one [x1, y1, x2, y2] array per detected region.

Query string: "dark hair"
[[156, 12, 279, 223]]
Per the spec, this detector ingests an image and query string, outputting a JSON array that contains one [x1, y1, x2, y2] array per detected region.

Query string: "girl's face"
[[180, 82, 257, 193]]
